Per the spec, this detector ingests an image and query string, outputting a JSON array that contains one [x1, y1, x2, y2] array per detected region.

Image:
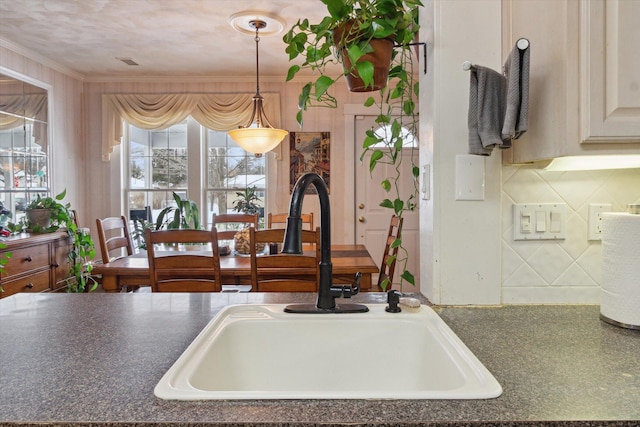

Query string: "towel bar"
[[463, 38, 529, 72]]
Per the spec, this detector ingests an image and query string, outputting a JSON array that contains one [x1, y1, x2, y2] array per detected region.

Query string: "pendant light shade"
[[228, 19, 288, 155]]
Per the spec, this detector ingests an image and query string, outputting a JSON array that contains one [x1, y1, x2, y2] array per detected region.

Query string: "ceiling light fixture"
[[228, 19, 288, 156]]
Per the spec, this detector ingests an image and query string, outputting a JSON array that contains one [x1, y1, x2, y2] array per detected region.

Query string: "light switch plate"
[[421, 164, 430, 200], [455, 155, 484, 201], [513, 203, 566, 240]]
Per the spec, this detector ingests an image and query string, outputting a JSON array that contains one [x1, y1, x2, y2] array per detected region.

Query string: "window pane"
[[206, 129, 265, 229]]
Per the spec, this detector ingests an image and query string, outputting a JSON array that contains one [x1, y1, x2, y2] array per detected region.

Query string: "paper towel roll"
[[600, 213, 640, 328]]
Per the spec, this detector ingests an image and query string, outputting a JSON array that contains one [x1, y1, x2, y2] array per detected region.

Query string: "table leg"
[[100, 275, 121, 293]]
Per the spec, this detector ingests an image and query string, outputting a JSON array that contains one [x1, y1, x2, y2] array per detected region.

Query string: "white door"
[[354, 115, 420, 292]]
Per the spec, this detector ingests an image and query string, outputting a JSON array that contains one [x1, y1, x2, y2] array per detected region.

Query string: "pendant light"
[[228, 19, 288, 156]]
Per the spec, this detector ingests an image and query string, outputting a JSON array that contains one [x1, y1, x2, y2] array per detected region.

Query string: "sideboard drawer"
[[1, 270, 50, 297], [2, 245, 51, 277]]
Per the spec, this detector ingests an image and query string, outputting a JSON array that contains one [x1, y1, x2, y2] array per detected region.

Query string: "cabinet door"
[[52, 237, 72, 291], [581, 0, 640, 143], [501, 0, 580, 163]]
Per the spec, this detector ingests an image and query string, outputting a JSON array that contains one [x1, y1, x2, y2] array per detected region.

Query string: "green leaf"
[[314, 75, 335, 100], [390, 237, 402, 249], [286, 65, 300, 81], [393, 198, 404, 215], [346, 44, 366, 65], [379, 199, 394, 209], [355, 60, 375, 89], [364, 96, 376, 107], [401, 270, 415, 285], [368, 150, 384, 172], [403, 99, 415, 116], [363, 134, 378, 148], [381, 179, 391, 192], [322, 0, 349, 19], [298, 83, 311, 110], [412, 166, 420, 178]]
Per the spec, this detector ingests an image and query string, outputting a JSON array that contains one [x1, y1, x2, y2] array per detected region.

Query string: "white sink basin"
[[155, 303, 502, 400]]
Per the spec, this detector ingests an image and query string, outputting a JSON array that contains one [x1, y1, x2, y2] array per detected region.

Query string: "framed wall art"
[[289, 131, 330, 193]]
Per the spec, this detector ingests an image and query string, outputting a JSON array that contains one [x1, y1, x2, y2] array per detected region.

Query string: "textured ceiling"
[[0, 0, 334, 79]]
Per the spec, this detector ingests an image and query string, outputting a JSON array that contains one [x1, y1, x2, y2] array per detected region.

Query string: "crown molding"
[[0, 38, 85, 81]]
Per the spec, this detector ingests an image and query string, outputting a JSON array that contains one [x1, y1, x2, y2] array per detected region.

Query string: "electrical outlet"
[[588, 203, 612, 241]]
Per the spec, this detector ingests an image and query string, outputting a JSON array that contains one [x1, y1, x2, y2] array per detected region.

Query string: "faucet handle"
[[329, 272, 362, 298]]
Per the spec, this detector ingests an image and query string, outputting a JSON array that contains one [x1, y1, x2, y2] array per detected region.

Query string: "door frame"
[[343, 104, 376, 243]]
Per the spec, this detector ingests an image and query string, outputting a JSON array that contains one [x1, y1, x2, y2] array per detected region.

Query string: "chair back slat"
[[249, 227, 320, 292], [96, 216, 134, 264], [145, 228, 222, 292], [267, 212, 314, 230], [212, 213, 259, 240]]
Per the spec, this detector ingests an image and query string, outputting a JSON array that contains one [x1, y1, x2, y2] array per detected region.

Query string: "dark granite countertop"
[[0, 292, 638, 427]]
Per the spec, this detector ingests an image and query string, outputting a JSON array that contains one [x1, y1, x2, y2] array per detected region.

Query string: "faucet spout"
[[283, 173, 368, 314]]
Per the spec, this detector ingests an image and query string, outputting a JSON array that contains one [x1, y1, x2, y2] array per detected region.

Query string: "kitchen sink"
[[154, 303, 502, 400]]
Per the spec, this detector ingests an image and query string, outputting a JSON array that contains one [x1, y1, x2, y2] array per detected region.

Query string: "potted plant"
[[155, 192, 202, 231], [131, 192, 202, 251], [283, 0, 422, 290], [25, 190, 97, 293], [232, 186, 262, 216], [283, 0, 421, 123], [25, 192, 70, 233], [231, 186, 265, 255]]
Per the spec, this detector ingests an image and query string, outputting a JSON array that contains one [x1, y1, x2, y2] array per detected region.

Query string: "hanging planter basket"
[[333, 21, 394, 93]]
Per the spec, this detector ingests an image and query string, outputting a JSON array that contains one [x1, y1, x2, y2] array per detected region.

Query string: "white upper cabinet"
[[502, 0, 640, 164]]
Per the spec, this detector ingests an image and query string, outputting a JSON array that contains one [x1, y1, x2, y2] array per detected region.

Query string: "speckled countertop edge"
[[1, 293, 639, 427]]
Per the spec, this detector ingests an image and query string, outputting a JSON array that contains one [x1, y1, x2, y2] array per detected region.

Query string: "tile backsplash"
[[501, 165, 640, 303]]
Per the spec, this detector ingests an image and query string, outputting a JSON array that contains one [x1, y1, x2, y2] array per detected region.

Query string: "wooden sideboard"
[[0, 232, 72, 298]]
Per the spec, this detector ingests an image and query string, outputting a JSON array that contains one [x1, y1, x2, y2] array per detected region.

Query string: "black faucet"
[[283, 172, 369, 314]]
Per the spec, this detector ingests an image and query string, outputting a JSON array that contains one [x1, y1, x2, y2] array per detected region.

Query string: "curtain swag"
[[0, 94, 48, 148], [101, 92, 282, 161]]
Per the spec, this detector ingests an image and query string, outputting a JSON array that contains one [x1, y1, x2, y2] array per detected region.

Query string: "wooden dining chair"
[[249, 227, 320, 292], [267, 212, 314, 230], [211, 212, 259, 240], [96, 216, 134, 264], [378, 214, 404, 291], [145, 228, 222, 292]]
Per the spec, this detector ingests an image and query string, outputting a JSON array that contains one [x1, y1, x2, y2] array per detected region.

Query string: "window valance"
[[101, 93, 281, 161]]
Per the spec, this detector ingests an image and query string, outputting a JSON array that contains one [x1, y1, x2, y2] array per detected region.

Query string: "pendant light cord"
[[254, 24, 261, 97]]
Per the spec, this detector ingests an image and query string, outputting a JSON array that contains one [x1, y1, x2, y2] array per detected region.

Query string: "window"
[[125, 117, 266, 229]]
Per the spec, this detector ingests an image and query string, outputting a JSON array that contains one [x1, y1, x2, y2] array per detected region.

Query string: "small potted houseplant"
[[25, 190, 97, 293], [232, 186, 264, 255], [284, 0, 422, 289], [132, 192, 202, 251]]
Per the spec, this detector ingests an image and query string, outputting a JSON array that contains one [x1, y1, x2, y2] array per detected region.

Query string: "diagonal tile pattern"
[[502, 166, 640, 303]]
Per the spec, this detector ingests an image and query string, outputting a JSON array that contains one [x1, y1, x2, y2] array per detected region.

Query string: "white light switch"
[[513, 203, 566, 240], [550, 211, 562, 233], [521, 211, 532, 232], [536, 211, 546, 232]]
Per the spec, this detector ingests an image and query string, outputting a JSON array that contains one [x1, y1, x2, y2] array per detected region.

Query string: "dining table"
[[91, 244, 379, 292]]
